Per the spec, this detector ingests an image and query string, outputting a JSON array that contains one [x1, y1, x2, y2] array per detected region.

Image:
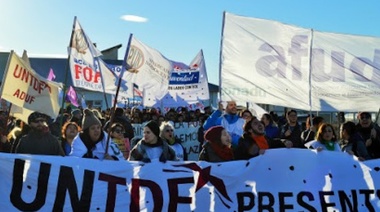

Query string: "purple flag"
[[47, 68, 56, 81], [66, 86, 79, 107]]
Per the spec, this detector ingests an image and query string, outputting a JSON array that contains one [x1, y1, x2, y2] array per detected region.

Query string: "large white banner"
[[1, 150, 379, 211], [0, 51, 62, 119], [221, 12, 380, 112]]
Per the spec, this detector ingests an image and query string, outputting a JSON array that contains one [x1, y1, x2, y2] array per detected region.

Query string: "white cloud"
[[120, 15, 148, 23]]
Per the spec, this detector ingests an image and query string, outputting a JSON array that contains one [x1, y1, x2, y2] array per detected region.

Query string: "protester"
[[203, 100, 245, 149], [234, 118, 292, 160], [240, 109, 254, 122], [261, 113, 279, 139], [60, 122, 81, 156], [199, 125, 234, 162], [340, 121, 371, 161], [356, 112, 380, 159], [279, 109, 304, 148], [70, 109, 124, 160], [104, 107, 134, 141], [301, 116, 324, 144], [305, 123, 341, 152], [129, 121, 177, 162], [159, 121, 187, 161], [109, 122, 130, 160], [70, 109, 83, 128], [15, 112, 64, 156]]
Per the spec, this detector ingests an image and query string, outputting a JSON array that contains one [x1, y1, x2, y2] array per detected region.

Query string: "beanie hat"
[[28, 112, 46, 124], [145, 120, 160, 138], [82, 109, 102, 130], [204, 126, 224, 143]]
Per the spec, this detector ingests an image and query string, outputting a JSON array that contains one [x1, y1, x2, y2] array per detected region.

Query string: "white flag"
[[0, 51, 63, 120]]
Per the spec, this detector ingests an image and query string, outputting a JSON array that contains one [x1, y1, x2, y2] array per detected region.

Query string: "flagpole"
[[58, 16, 77, 137], [105, 33, 133, 155]]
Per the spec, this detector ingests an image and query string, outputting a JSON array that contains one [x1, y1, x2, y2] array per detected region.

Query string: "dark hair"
[[287, 109, 297, 117], [342, 121, 357, 136], [240, 110, 253, 118], [262, 113, 274, 125]]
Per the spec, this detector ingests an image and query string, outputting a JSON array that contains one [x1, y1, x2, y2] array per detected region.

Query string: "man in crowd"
[[279, 109, 304, 148], [356, 112, 380, 159], [203, 100, 245, 149], [15, 112, 64, 156]]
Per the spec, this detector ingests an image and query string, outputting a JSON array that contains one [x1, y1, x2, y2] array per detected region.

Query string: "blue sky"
[[1, 0, 379, 85]]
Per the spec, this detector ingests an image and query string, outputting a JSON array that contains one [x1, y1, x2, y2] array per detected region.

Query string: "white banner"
[[126, 36, 172, 102], [68, 18, 131, 96], [1, 150, 379, 211], [221, 12, 380, 112], [0, 51, 62, 119], [144, 50, 210, 108]]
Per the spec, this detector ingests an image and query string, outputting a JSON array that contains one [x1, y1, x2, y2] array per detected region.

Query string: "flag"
[[0, 51, 62, 121], [124, 36, 172, 101], [47, 68, 56, 81], [65, 86, 79, 107], [133, 83, 143, 98], [68, 17, 131, 96]]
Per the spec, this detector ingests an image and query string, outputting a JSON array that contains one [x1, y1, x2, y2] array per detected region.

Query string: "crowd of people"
[[0, 101, 379, 163]]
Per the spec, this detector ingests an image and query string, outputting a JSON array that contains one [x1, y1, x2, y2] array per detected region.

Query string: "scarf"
[[324, 141, 335, 151], [209, 142, 234, 161], [251, 134, 269, 149]]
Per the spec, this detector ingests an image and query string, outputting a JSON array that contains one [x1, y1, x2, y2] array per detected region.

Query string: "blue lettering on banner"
[[169, 72, 199, 84], [255, 35, 380, 82]]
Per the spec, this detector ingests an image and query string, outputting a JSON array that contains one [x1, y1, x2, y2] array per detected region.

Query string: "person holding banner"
[[129, 120, 177, 162], [199, 125, 234, 162], [203, 101, 245, 149], [159, 121, 187, 161], [340, 121, 370, 161], [304, 123, 341, 152], [60, 122, 81, 156], [69, 109, 124, 160], [15, 112, 64, 156]]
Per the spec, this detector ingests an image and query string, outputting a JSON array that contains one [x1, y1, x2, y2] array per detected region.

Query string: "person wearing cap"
[[199, 125, 234, 162], [159, 121, 187, 161], [69, 109, 124, 160], [15, 111, 64, 156], [356, 112, 380, 159], [129, 120, 177, 162]]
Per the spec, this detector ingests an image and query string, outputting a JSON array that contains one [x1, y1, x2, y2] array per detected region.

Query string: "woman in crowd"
[[69, 109, 124, 160], [159, 121, 187, 161], [61, 122, 81, 156], [261, 113, 279, 139], [240, 110, 254, 122], [340, 121, 371, 160], [198, 125, 234, 162], [304, 123, 341, 152], [129, 120, 177, 162], [109, 122, 130, 160]]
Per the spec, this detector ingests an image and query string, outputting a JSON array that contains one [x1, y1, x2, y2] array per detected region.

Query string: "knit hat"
[[28, 112, 46, 124], [204, 126, 224, 143], [145, 120, 160, 138], [82, 109, 102, 130]]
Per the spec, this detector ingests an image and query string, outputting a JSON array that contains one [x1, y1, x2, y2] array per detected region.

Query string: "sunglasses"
[[33, 119, 46, 123], [165, 129, 174, 132]]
